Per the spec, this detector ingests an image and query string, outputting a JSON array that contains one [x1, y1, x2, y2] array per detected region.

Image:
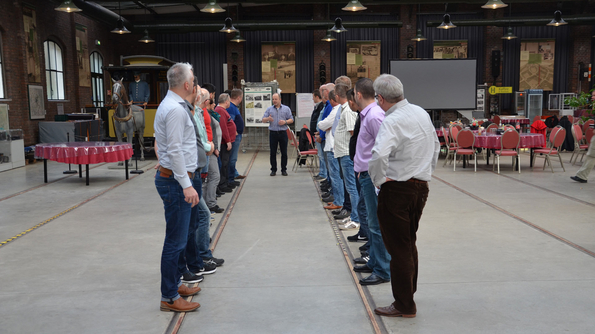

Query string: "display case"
[[515, 92, 526, 115], [525, 89, 543, 121], [9, 129, 23, 140], [0, 130, 7, 141], [0, 129, 25, 172]]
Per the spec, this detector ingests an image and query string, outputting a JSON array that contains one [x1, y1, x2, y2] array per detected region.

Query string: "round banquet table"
[[473, 133, 545, 168], [35, 142, 133, 185]]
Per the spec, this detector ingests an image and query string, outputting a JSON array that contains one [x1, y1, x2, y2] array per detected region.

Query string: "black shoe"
[[209, 205, 224, 213], [320, 184, 330, 191], [216, 194, 221, 198], [282, 171, 288, 176], [359, 273, 390, 285], [353, 257, 368, 265], [232, 181, 241, 186], [313, 175, 326, 181], [331, 208, 342, 215], [333, 209, 350, 220], [203, 257, 224, 267], [228, 183, 237, 189], [320, 180, 330, 187], [348, 233, 368, 242], [199, 262, 217, 275], [322, 192, 332, 198], [353, 264, 373, 273], [270, 171, 276, 176], [322, 195, 334, 203], [359, 242, 370, 252], [219, 186, 233, 193], [571, 176, 587, 183], [181, 272, 204, 283]]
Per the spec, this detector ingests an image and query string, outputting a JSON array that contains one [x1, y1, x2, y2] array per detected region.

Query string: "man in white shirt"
[[317, 90, 344, 210], [154, 63, 201, 313], [369, 74, 440, 318]]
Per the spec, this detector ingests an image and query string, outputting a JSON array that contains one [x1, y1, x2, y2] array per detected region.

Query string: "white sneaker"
[[339, 221, 360, 230], [339, 217, 351, 224]]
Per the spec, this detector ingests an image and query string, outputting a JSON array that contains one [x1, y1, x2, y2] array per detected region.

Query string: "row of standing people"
[[310, 74, 440, 318]]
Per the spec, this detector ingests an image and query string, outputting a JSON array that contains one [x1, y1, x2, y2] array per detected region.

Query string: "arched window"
[[90, 52, 105, 107], [0, 34, 5, 99], [43, 40, 65, 100]]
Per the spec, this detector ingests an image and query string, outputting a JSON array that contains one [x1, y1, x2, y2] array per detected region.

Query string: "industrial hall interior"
[[1, 0, 595, 333]]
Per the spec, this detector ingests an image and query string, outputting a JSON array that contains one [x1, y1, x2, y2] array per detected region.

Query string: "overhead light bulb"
[[330, 17, 348, 33], [342, 0, 367, 12], [437, 14, 456, 30], [547, 10, 567, 26], [411, 29, 427, 41], [501, 27, 517, 40], [139, 30, 155, 43], [111, 17, 131, 34], [230, 31, 246, 43], [201, 1, 225, 13], [219, 17, 238, 33], [55, 0, 82, 13], [322, 31, 337, 42], [481, 0, 508, 9]]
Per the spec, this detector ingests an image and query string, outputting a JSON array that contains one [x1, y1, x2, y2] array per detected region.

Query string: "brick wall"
[[568, 25, 592, 94], [313, 30, 332, 89], [226, 34, 245, 91]]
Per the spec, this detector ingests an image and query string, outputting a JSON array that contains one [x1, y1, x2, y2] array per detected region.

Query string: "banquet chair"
[[442, 127, 458, 167], [290, 130, 318, 172], [574, 127, 594, 165], [583, 119, 594, 135], [304, 128, 319, 169], [567, 115, 574, 124], [504, 124, 515, 131], [454, 129, 476, 172], [570, 124, 589, 165], [493, 115, 501, 126], [449, 125, 460, 148], [532, 126, 566, 172], [486, 123, 498, 133], [493, 129, 520, 174], [286, 128, 296, 159]]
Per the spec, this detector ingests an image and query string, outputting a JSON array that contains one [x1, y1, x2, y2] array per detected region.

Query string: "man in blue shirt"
[[226, 89, 245, 187], [129, 71, 150, 108], [262, 93, 293, 176]]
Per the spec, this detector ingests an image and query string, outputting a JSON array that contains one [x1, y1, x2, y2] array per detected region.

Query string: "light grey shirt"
[[334, 102, 356, 158], [369, 99, 440, 187], [154, 90, 198, 189]]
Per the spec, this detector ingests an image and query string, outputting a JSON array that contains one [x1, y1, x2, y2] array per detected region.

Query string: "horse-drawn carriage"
[[102, 55, 176, 159]]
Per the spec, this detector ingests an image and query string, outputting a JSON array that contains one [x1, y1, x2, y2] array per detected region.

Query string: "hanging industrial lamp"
[[481, 0, 508, 10], [547, 10, 567, 26], [111, 17, 130, 34], [322, 31, 337, 42], [411, 29, 427, 41], [342, 0, 367, 12], [501, 27, 517, 40], [55, 0, 82, 13], [330, 17, 348, 33], [230, 31, 246, 43], [220, 17, 238, 33], [139, 30, 155, 43], [201, 1, 225, 13], [437, 14, 456, 30]]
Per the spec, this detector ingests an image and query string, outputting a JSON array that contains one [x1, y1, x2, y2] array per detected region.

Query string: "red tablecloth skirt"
[[35, 142, 133, 164], [474, 133, 545, 149]]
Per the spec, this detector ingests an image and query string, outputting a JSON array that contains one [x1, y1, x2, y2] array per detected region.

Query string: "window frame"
[[0, 33, 5, 99], [43, 40, 65, 100], [90, 51, 105, 107]]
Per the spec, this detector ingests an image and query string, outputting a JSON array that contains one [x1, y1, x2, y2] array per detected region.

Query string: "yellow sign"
[[489, 86, 513, 95]]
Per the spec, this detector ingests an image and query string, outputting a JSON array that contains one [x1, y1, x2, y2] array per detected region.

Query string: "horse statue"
[[111, 78, 146, 165]]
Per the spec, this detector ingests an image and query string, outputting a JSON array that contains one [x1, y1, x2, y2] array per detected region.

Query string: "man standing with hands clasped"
[[262, 93, 294, 176], [369, 74, 440, 318]]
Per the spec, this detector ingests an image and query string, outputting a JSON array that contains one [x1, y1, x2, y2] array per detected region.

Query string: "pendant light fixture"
[[501, 5, 517, 40], [342, 0, 367, 12], [201, 1, 225, 13], [481, 0, 508, 10], [111, 2, 130, 34], [139, 30, 155, 43], [220, 17, 238, 33], [547, 10, 567, 26], [322, 30, 337, 42], [330, 17, 348, 33], [230, 31, 246, 43], [55, 0, 82, 13], [412, 29, 427, 41], [437, 14, 456, 30]]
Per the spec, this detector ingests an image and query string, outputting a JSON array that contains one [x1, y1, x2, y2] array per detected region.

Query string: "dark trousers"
[[219, 145, 231, 187], [269, 130, 288, 172], [377, 180, 429, 314]]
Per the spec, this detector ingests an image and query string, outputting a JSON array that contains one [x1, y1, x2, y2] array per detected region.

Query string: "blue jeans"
[[316, 141, 328, 179], [178, 174, 206, 275], [356, 173, 369, 239], [359, 171, 391, 280], [228, 134, 242, 183], [339, 157, 359, 223], [197, 198, 213, 259], [155, 172, 192, 301], [326, 151, 344, 206]]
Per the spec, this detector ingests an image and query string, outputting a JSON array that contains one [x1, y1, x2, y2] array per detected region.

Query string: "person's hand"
[[183, 186, 199, 207], [267, 116, 274, 122], [227, 142, 232, 151], [315, 136, 322, 143], [143, 102, 148, 107], [154, 162, 161, 170], [278, 120, 287, 126], [214, 149, 219, 157], [207, 141, 215, 155]]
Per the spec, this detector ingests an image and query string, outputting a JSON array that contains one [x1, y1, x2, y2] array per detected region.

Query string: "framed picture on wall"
[[28, 85, 45, 120]]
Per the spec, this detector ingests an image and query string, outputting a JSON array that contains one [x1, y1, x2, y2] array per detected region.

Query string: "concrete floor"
[[0, 148, 594, 334]]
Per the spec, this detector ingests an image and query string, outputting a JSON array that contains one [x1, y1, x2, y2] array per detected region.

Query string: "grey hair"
[[373, 74, 404, 103], [201, 88, 210, 102], [334, 76, 352, 89], [218, 93, 230, 104], [167, 63, 193, 89]]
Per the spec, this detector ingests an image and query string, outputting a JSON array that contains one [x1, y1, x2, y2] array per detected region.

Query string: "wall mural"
[[261, 42, 296, 93], [519, 39, 555, 91], [76, 24, 91, 87], [433, 40, 468, 59], [23, 5, 41, 83], [346, 41, 381, 84]]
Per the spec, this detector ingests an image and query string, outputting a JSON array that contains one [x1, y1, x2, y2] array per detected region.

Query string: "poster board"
[[433, 40, 468, 59], [0, 104, 9, 131], [243, 82, 277, 127], [346, 41, 381, 84], [28, 85, 45, 120], [519, 39, 555, 91], [23, 5, 41, 83], [261, 42, 296, 93], [295, 93, 314, 130], [76, 24, 91, 87]]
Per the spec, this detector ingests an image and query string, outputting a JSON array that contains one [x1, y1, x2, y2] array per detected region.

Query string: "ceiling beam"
[[133, 1, 158, 15]]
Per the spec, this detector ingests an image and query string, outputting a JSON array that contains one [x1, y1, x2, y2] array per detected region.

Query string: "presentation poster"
[[244, 86, 273, 127], [261, 42, 296, 93], [433, 40, 468, 59], [519, 39, 555, 91], [346, 41, 381, 84]]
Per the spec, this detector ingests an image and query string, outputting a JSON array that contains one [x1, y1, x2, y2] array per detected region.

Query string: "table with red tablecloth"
[[35, 142, 133, 185], [474, 133, 545, 167], [498, 117, 530, 125]]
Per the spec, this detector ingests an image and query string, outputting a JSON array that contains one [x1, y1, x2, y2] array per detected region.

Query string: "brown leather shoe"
[[160, 298, 200, 312], [323, 204, 342, 210], [374, 304, 416, 318], [178, 284, 201, 297], [235, 175, 246, 179]]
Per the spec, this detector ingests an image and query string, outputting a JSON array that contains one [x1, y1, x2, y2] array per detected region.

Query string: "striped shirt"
[[334, 102, 357, 158]]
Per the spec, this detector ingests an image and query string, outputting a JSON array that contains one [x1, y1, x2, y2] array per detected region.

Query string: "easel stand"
[[130, 134, 143, 175], [63, 132, 77, 174]]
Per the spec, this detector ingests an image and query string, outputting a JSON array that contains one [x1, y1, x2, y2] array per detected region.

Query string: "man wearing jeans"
[[352, 78, 391, 286], [227, 89, 245, 185], [262, 93, 294, 176], [154, 63, 201, 312], [318, 90, 344, 211]]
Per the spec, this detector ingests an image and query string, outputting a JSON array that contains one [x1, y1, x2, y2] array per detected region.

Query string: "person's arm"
[[262, 108, 273, 122], [318, 107, 338, 132], [218, 109, 231, 144], [164, 108, 193, 190], [202, 109, 213, 141], [369, 119, 399, 188], [143, 82, 150, 104]]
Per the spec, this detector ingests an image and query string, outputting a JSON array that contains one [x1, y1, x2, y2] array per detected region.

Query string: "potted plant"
[[564, 89, 595, 122]]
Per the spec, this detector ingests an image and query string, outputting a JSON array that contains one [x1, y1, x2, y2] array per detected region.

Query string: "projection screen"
[[390, 59, 477, 110]]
